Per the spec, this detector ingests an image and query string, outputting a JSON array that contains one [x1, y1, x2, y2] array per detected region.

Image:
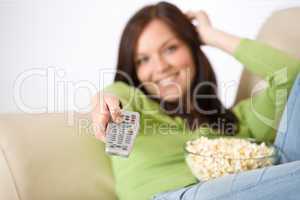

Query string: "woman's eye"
[[136, 57, 149, 66], [165, 45, 178, 54]]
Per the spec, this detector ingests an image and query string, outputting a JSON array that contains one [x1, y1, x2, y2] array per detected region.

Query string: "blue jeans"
[[150, 74, 300, 200]]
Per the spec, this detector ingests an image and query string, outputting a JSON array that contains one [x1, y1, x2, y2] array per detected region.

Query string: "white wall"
[[1, 0, 299, 113]]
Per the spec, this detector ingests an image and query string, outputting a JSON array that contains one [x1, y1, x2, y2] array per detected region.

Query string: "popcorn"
[[185, 136, 276, 181]]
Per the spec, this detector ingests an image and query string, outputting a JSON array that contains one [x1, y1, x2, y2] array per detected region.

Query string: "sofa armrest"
[[0, 113, 116, 200], [0, 144, 19, 200]]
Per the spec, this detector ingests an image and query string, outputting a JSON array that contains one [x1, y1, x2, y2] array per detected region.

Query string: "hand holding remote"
[[91, 92, 123, 143]]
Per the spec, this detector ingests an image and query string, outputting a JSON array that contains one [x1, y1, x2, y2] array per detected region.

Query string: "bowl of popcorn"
[[184, 136, 278, 181]]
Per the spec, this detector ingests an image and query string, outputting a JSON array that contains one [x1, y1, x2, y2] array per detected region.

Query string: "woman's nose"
[[154, 56, 170, 72]]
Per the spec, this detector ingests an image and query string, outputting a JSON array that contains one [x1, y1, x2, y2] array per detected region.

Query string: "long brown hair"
[[114, 1, 239, 135]]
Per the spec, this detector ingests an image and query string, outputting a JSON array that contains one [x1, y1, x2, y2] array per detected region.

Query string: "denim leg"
[[274, 74, 300, 163], [150, 161, 300, 200]]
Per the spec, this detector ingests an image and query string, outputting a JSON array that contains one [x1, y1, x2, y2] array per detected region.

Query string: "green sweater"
[[103, 39, 300, 200]]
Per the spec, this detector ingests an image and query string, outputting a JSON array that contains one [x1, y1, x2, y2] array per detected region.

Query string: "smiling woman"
[[114, 2, 239, 133], [90, 1, 300, 200]]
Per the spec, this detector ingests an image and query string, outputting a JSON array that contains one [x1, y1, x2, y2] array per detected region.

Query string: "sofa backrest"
[[235, 7, 300, 104]]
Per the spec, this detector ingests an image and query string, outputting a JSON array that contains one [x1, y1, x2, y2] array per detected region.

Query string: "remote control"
[[105, 111, 140, 157]]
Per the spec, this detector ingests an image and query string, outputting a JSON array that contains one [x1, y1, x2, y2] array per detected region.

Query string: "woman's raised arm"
[[187, 11, 300, 142]]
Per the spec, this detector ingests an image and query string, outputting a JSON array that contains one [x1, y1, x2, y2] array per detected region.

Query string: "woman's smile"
[[156, 71, 179, 86]]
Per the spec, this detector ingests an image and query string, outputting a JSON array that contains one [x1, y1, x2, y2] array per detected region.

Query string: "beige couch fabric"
[[0, 113, 116, 200]]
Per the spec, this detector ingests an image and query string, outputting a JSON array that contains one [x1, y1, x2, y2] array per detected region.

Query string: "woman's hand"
[[91, 92, 123, 143], [186, 10, 214, 45], [186, 10, 241, 55]]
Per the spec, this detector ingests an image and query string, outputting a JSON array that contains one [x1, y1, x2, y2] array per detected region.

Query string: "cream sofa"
[[1, 7, 299, 200], [0, 113, 116, 200]]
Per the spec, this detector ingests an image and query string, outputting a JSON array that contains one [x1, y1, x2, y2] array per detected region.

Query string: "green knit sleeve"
[[102, 81, 139, 112], [233, 39, 300, 142]]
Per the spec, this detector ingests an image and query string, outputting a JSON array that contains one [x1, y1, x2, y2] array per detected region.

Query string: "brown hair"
[[114, 1, 239, 135]]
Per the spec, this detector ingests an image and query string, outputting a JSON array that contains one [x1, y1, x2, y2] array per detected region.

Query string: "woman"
[[91, 2, 300, 200]]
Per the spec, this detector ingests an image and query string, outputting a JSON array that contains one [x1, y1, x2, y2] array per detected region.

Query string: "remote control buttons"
[[105, 111, 140, 158]]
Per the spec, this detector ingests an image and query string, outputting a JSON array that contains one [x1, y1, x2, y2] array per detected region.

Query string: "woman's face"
[[135, 19, 196, 102]]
